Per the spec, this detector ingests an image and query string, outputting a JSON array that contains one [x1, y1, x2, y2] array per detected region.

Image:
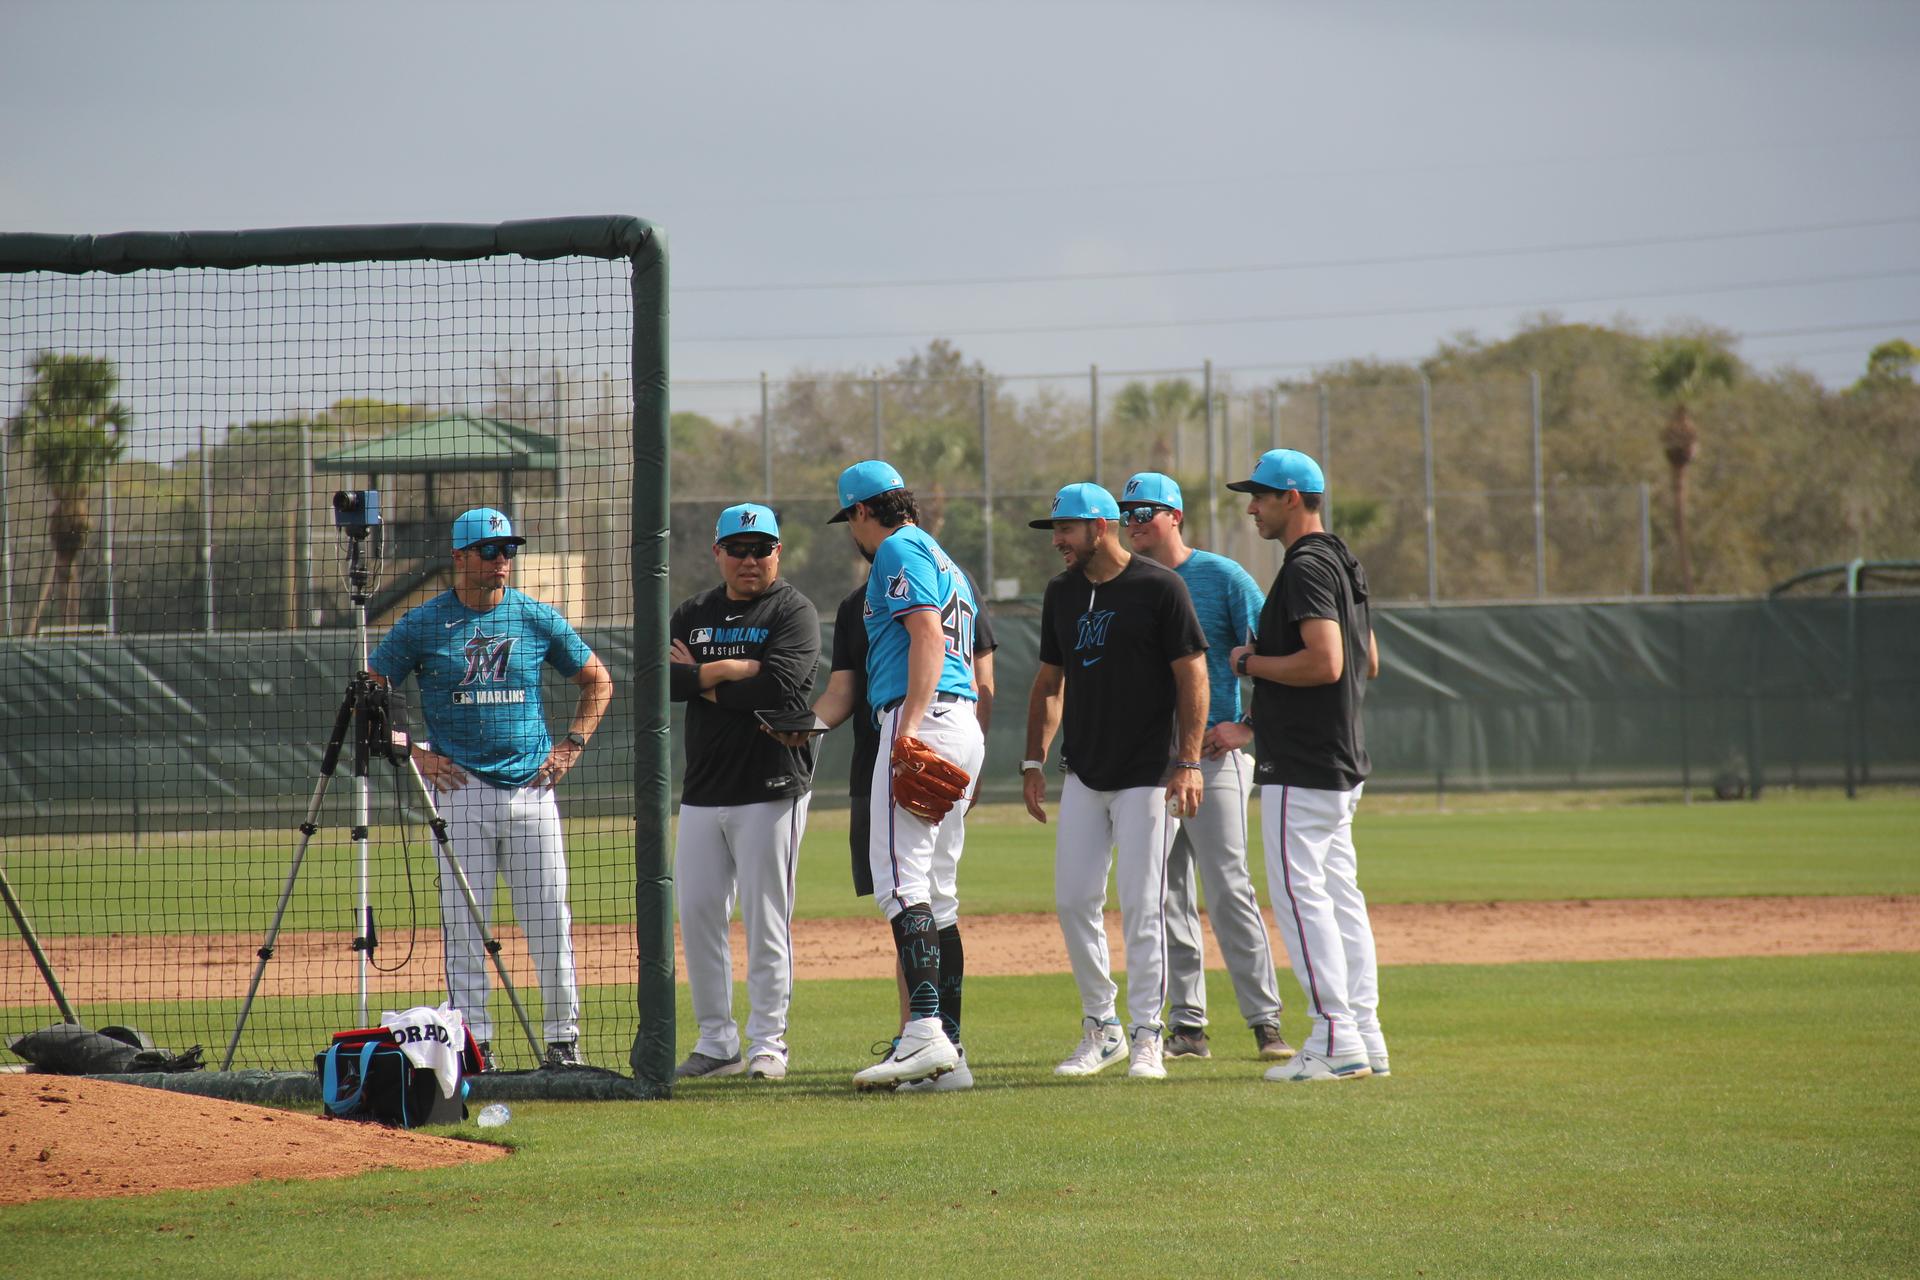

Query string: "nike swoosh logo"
[[725, 613, 746, 621], [444, 620, 465, 629], [930, 707, 950, 719], [1082, 656, 1103, 667]]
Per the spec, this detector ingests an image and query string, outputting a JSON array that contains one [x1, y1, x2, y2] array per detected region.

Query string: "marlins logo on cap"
[[452, 507, 527, 549], [1120, 472, 1183, 511], [1029, 482, 1121, 529], [715, 503, 781, 541]]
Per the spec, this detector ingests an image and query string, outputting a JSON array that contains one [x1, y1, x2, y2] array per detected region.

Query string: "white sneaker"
[[747, 1053, 787, 1080], [1126, 1026, 1167, 1079], [1263, 1051, 1373, 1083], [1368, 1056, 1391, 1078], [853, 1018, 959, 1091], [1054, 1017, 1127, 1077], [897, 1046, 973, 1093]]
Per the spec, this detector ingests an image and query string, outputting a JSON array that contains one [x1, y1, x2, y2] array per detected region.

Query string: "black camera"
[[333, 490, 382, 530], [351, 672, 409, 767]]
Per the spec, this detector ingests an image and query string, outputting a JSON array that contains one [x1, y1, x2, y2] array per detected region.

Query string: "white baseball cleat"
[[1126, 1025, 1167, 1079], [747, 1053, 787, 1080], [1368, 1056, 1392, 1078], [897, 1045, 973, 1093], [853, 1018, 959, 1091], [1263, 1051, 1373, 1083], [1054, 1017, 1128, 1077]]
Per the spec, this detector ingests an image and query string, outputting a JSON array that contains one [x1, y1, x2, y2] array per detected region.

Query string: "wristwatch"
[[1236, 651, 1250, 676], [564, 731, 589, 749], [1020, 759, 1045, 774]]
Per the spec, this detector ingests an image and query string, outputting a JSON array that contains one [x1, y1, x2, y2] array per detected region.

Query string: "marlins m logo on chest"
[[460, 629, 516, 685]]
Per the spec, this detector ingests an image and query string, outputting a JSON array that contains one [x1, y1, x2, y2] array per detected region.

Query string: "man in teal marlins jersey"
[[1120, 472, 1292, 1065], [371, 508, 613, 1069], [828, 460, 984, 1092]]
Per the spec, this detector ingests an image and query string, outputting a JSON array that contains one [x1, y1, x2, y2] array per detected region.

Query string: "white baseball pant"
[[438, 775, 579, 1045], [1260, 782, 1385, 1065], [1055, 775, 1171, 1032], [869, 700, 984, 927], [676, 795, 810, 1066], [1164, 749, 1283, 1030]]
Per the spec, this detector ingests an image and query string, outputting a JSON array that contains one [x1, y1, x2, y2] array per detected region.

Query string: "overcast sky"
[[5, 0, 1917, 417]]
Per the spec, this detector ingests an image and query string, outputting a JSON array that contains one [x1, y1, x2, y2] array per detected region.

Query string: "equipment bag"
[[317, 1026, 478, 1128]]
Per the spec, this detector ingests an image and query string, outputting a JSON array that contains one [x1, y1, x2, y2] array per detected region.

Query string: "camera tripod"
[[221, 512, 538, 1069]]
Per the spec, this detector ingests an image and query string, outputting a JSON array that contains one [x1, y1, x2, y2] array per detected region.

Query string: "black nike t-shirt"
[[833, 568, 996, 799], [1038, 554, 1206, 791], [1251, 531, 1372, 791]]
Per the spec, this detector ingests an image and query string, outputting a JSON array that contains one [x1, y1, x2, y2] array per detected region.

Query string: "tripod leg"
[[222, 770, 336, 1069], [0, 857, 80, 1025], [223, 684, 356, 1070], [406, 758, 542, 1062]]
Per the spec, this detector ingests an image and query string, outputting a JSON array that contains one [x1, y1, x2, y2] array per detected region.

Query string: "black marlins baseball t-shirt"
[[1039, 553, 1206, 792], [1251, 530, 1372, 792]]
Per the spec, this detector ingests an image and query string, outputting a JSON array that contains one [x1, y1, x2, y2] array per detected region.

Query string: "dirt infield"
[[3, 894, 1914, 1207], [8, 895, 1917, 1002]]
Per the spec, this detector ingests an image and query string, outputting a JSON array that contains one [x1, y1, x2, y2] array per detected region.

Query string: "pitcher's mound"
[[0, 1073, 505, 1205]]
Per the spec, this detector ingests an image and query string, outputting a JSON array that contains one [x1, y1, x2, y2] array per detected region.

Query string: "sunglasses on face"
[[467, 541, 518, 561], [720, 540, 779, 561], [1123, 506, 1170, 526]]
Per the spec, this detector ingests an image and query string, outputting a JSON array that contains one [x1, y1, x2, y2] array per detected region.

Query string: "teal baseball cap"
[[1120, 472, 1183, 511], [1029, 482, 1121, 529], [452, 507, 525, 549], [715, 503, 780, 542], [829, 459, 907, 523], [1227, 448, 1326, 495]]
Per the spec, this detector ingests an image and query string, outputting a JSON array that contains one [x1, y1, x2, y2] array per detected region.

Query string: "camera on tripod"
[[351, 672, 410, 767], [333, 489, 382, 532]]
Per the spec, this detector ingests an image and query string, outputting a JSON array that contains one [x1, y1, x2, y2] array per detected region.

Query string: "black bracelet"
[[1236, 651, 1250, 676], [1174, 760, 1202, 771]]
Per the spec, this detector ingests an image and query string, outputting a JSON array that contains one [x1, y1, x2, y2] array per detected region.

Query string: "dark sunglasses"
[[720, 540, 779, 561], [1123, 506, 1171, 526], [467, 541, 518, 561]]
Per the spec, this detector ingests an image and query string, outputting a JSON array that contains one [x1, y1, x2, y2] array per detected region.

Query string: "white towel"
[[379, 1003, 468, 1099]]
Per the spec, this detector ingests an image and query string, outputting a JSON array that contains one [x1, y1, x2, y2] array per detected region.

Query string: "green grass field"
[[4, 789, 1916, 1274], [8, 790, 1919, 936], [7, 958, 1917, 1277]]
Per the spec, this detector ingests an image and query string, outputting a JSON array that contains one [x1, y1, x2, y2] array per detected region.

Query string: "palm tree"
[[1645, 338, 1737, 595], [1111, 379, 1203, 475], [6, 352, 130, 633]]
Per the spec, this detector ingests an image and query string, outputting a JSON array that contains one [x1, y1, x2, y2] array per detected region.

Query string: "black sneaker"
[[1254, 1023, 1296, 1061], [1164, 1025, 1212, 1059], [542, 1040, 586, 1069], [474, 1040, 495, 1073]]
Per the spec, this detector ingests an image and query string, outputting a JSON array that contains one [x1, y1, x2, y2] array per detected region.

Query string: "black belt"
[[879, 691, 965, 713]]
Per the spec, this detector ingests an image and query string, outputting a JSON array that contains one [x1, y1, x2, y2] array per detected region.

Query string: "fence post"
[[301, 421, 315, 628], [978, 376, 994, 590], [760, 372, 773, 504], [1217, 390, 1231, 556], [1204, 360, 1217, 550], [1090, 364, 1101, 487], [1421, 374, 1437, 603], [1531, 371, 1546, 597], [871, 376, 883, 457], [103, 472, 116, 634], [1268, 386, 1279, 450], [1318, 383, 1332, 533], [1639, 481, 1653, 595], [2, 432, 12, 635], [201, 425, 215, 634]]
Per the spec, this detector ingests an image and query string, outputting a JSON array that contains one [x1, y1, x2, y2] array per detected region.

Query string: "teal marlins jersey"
[[370, 588, 592, 789], [864, 524, 978, 712]]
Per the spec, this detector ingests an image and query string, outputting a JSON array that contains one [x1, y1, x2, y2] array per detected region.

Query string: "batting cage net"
[[0, 219, 673, 1097]]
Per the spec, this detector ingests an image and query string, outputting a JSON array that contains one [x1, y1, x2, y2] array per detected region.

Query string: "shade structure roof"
[[315, 413, 560, 474]]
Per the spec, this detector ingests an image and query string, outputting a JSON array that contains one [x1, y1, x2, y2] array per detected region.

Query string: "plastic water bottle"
[[476, 1103, 510, 1128]]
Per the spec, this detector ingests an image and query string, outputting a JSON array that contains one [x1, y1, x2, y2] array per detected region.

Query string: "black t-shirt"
[[833, 568, 996, 798], [669, 577, 820, 806], [1038, 554, 1206, 791], [1251, 531, 1372, 791]]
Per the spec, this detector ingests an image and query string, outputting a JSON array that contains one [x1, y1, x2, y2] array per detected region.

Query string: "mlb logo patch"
[[691, 627, 713, 644]]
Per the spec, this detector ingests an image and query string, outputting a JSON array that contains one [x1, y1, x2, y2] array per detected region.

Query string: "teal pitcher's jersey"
[[1174, 549, 1265, 729], [370, 588, 593, 789], [863, 524, 978, 712]]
